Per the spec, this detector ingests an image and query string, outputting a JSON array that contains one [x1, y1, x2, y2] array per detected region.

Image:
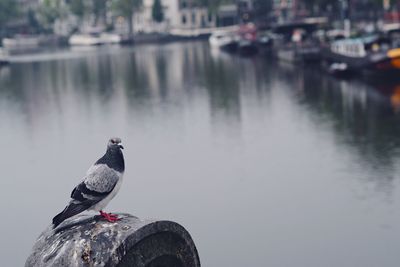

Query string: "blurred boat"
[[209, 30, 238, 52], [0, 48, 9, 65], [2, 35, 40, 53], [257, 31, 274, 52], [272, 19, 326, 63], [322, 34, 400, 76], [99, 33, 122, 44], [69, 32, 126, 46], [237, 23, 258, 56], [69, 33, 102, 46]]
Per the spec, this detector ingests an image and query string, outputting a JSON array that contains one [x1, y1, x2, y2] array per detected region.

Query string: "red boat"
[[237, 23, 258, 55]]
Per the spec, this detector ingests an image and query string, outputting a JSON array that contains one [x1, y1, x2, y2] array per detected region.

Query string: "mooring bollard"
[[25, 213, 200, 267]]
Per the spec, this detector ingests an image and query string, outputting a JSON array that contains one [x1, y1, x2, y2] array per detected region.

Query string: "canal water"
[[1, 41, 400, 266]]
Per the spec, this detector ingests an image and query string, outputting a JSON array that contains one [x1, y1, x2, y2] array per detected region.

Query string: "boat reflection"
[[276, 62, 400, 194], [389, 85, 400, 112]]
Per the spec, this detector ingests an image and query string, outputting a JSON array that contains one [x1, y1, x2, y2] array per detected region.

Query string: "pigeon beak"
[[119, 144, 124, 149]]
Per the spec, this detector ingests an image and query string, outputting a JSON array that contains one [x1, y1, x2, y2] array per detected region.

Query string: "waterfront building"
[[133, 0, 216, 33], [217, 4, 238, 27], [272, 0, 299, 23], [3, 0, 41, 34]]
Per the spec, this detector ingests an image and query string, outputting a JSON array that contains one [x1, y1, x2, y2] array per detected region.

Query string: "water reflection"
[[1, 43, 400, 192], [276, 62, 400, 195], [1, 42, 400, 266], [1, 42, 400, 193]]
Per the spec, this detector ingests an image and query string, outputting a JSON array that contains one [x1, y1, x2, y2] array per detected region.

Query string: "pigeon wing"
[[52, 164, 119, 228], [71, 164, 120, 204]]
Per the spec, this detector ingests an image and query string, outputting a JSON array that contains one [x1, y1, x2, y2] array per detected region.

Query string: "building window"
[[182, 14, 187, 24], [192, 12, 196, 24], [180, 0, 187, 8]]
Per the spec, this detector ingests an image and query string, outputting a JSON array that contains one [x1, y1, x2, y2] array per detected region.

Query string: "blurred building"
[[4, 0, 41, 35], [133, 0, 216, 33], [217, 4, 238, 27], [237, 0, 254, 23], [18, 0, 40, 11], [133, 0, 259, 33], [273, 0, 299, 23]]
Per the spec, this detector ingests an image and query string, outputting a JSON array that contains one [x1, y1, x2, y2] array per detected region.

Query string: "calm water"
[[1, 42, 400, 266]]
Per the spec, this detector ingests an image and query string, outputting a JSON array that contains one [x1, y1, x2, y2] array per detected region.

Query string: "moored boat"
[[257, 31, 274, 52], [2, 35, 40, 54], [99, 33, 122, 44], [209, 30, 238, 52], [322, 34, 400, 76], [237, 23, 258, 56], [69, 31, 126, 46], [274, 23, 321, 63], [69, 33, 103, 46], [272, 19, 326, 63], [0, 48, 9, 65]]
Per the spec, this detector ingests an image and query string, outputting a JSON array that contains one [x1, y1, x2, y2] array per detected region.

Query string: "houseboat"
[[322, 34, 400, 76], [272, 19, 327, 63]]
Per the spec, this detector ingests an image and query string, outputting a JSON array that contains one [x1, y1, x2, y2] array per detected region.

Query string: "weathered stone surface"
[[25, 213, 200, 267]]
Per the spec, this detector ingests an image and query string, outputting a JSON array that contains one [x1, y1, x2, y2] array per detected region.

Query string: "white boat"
[[322, 35, 400, 75], [69, 33, 102, 46], [69, 32, 124, 46], [2, 35, 40, 52], [99, 33, 122, 44], [0, 48, 9, 65], [209, 31, 238, 52]]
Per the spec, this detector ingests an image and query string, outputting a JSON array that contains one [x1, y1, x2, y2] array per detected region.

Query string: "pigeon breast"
[[84, 164, 120, 193]]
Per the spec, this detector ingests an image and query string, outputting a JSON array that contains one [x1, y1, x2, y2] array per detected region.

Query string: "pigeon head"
[[95, 137, 125, 172], [108, 137, 124, 150]]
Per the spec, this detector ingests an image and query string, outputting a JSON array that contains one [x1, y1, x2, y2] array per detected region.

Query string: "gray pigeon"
[[52, 137, 125, 228]]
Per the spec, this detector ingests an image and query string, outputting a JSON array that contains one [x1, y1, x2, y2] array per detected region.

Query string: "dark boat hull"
[[220, 42, 238, 53], [238, 40, 258, 56], [322, 47, 400, 77]]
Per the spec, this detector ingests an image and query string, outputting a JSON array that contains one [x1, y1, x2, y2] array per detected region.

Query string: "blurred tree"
[[0, 0, 18, 33], [37, 0, 64, 33], [92, 0, 108, 26], [27, 8, 42, 33], [65, 0, 88, 33], [112, 0, 142, 35], [69, 0, 86, 22], [152, 0, 164, 22]]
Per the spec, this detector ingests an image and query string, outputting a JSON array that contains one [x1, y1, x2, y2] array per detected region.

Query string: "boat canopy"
[[331, 35, 383, 58]]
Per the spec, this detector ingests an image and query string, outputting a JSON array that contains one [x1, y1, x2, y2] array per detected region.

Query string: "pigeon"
[[52, 137, 125, 228]]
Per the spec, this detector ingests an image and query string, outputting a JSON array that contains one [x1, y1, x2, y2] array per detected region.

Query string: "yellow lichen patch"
[[81, 242, 92, 264]]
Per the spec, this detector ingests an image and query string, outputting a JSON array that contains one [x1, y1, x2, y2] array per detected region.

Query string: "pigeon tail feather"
[[52, 203, 90, 228]]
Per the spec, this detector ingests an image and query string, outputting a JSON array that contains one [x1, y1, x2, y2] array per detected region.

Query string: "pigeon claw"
[[99, 210, 120, 223]]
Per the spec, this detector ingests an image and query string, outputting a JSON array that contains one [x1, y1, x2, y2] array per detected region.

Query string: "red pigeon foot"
[[99, 210, 120, 223]]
